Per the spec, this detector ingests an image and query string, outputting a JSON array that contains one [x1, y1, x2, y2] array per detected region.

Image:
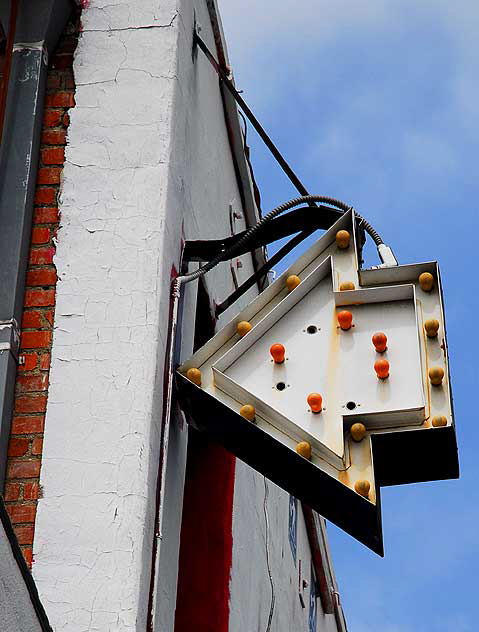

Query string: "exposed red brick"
[[24, 289, 55, 308], [37, 167, 61, 185], [14, 395, 47, 414], [45, 92, 75, 108], [41, 129, 67, 145], [29, 247, 55, 265], [20, 331, 52, 349], [41, 147, 65, 165], [18, 354, 38, 372], [8, 505, 36, 524], [7, 460, 41, 479], [31, 439, 43, 456], [34, 188, 56, 205], [11, 416, 44, 434], [22, 312, 43, 329], [47, 74, 61, 90], [56, 36, 77, 54], [14, 525, 35, 546], [5, 14, 80, 567], [16, 375, 48, 393], [51, 54, 74, 70], [39, 353, 51, 370], [8, 438, 30, 457], [26, 268, 57, 287], [24, 482, 41, 501], [33, 207, 59, 224], [4, 483, 20, 501], [65, 75, 75, 90], [43, 109, 62, 127], [31, 227, 51, 245], [22, 548, 33, 568]]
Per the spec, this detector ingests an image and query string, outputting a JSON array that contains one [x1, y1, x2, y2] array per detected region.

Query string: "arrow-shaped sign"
[[177, 210, 458, 555]]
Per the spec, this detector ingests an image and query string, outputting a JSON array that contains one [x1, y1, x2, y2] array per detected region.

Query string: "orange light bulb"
[[307, 393, 323, 413], [372, 332, 388, 353], [270, 343, 286, 364], [374, 359, 390, 379], [337, 310, 353, 330]]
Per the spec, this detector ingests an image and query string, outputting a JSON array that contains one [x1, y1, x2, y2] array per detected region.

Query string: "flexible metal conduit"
[[174, 194, 384, 293]]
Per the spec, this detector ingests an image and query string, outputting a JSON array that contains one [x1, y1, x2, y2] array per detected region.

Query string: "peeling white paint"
[[33, 0, 255, 630]]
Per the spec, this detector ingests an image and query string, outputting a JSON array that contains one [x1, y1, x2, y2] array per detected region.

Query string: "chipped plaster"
[[32, 0, 256, 630]]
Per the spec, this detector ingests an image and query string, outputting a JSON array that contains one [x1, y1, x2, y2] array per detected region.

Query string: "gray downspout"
[[0, 0, 74, 488]]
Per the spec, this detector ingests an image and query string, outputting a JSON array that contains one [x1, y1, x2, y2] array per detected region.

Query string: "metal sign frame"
[[176, 210, 458, 555]]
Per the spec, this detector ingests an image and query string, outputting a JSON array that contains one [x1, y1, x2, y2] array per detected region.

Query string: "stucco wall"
[[32, 1, 256, 630]]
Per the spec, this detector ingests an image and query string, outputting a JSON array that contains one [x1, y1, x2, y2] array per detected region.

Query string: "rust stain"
[[338, 469, 350, 486]]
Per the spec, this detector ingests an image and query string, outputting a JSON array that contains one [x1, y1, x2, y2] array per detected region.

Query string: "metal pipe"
[[0, 0, 72, 485], [0, 0, 18, 145], [215, 227, 315, 316]]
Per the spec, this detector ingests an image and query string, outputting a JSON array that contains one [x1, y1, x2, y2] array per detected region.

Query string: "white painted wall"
[[32, 0, 344, 631], [230, 466, 344, 632], [33, 1, 256, 630]]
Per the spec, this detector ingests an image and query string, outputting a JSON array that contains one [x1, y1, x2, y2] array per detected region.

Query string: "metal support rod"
[[215, 227, 315, 317], [194, 31, 314, 202]]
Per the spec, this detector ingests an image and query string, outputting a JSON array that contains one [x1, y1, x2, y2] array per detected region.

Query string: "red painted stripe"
[[174, 430, 235, 632]]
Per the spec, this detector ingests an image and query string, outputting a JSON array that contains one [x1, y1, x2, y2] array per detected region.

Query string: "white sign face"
[[177, 210, 458, 554]]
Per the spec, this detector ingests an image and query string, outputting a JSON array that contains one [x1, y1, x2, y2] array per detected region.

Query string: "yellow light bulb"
[[295, 441, 312, 460], [350, 423, 366, 442], [354, 480, 370, 497], [419, 272, 434, 292], [286, 275, 301, 291], [237, 321, 252, 337], [424, 319, 439, 338], [186, 368, 202, 386], [336, 230, 350, 249], [239, 404, 256, 422], [429, 366, 444, 386]]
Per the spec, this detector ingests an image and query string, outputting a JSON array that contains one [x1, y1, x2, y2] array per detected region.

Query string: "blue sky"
[[219, 2, 479, 629]]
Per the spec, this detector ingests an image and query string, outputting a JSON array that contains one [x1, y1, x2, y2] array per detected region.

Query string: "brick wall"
[[3, 11, 80, 568]]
